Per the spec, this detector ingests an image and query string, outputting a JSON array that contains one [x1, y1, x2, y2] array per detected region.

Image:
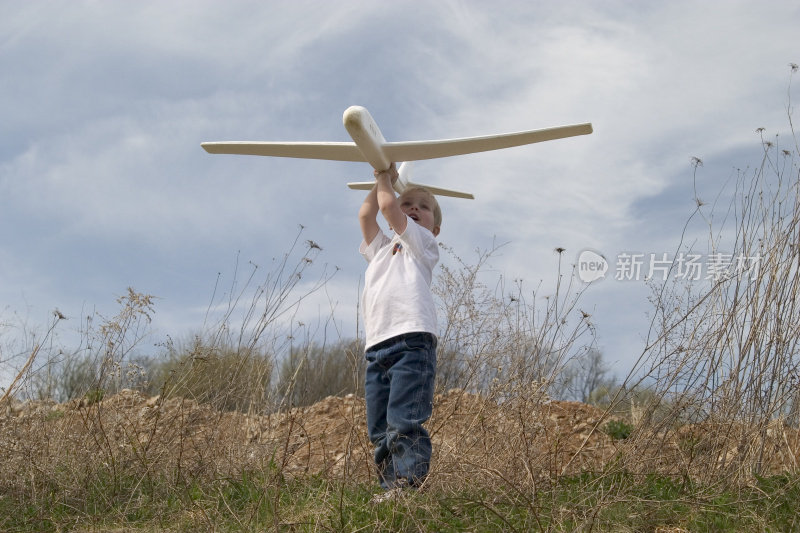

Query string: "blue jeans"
[[365, 332, 437, 489]]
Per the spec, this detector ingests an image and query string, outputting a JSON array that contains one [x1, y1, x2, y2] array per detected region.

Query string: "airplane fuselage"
[[342, 106, 391, 171]]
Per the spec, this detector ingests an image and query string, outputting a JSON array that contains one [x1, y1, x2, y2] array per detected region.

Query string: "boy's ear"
[[432, 226, 440, 237]]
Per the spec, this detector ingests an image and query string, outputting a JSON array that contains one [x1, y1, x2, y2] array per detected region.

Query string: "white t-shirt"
[[360, 217, 439, 350]]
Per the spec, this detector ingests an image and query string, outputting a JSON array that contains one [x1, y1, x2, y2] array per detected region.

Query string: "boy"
[[358, 162, 441, 495]]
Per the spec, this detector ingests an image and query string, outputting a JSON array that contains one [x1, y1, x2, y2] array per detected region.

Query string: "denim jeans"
[[365, 331, 437, 489]]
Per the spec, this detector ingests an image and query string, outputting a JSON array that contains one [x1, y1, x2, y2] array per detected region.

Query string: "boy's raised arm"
[[375, 163, 407, 236], [359, 184, 380, 245]]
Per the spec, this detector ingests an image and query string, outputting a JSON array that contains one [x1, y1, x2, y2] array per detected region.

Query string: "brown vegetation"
[[3, 387, 798, 499]]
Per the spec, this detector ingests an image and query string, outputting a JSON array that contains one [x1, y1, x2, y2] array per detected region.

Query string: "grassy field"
[[2, 466, 799, 532]]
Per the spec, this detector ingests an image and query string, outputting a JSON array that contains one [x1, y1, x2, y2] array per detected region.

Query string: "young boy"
[[358, 162, 441, 494]]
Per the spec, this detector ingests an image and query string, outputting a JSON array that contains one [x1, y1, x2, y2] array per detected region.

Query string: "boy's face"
[[399, 190, 440, 236]]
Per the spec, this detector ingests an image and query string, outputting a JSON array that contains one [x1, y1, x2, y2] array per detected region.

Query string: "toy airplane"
[[201, 106, 593, 199]]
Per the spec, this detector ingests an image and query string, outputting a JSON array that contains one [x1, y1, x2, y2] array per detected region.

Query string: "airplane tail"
[[347, 162, 474, 199]]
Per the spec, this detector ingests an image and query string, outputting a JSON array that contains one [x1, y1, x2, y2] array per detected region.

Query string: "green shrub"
[[604, 419, 633, 440], [150, 335, 275, 412], [84, 387, 105, 405]]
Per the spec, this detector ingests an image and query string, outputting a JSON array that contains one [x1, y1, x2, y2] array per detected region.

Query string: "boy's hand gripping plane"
[[201, 106, 593, 200]]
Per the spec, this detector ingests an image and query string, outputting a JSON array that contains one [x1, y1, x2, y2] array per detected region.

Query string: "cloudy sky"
[[2, 1, 798, 384]]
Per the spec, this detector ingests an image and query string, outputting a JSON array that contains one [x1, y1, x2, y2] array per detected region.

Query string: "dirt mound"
[[2, 390, 798, 488]]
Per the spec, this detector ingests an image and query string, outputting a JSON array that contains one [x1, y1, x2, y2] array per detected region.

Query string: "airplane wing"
[[383, 123, 592, 161], [201, 123, 592, 163], [201, 141, 365, 161]]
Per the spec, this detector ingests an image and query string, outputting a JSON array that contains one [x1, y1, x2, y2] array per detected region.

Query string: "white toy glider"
[[201, 106, 592, 200]]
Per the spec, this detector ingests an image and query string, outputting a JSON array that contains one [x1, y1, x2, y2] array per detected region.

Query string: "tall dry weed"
[[0, 227, 347, 527], [427, 242, 601, 497], [604, 65, 800, 486]]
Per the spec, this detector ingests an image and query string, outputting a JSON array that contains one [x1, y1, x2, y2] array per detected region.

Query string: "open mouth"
[[409, 214, 419, 221]]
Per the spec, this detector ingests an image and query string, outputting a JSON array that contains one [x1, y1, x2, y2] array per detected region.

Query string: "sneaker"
[[369, 487, 405, 504]]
